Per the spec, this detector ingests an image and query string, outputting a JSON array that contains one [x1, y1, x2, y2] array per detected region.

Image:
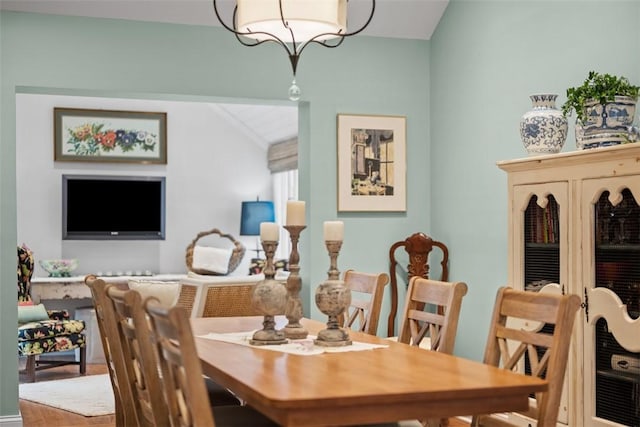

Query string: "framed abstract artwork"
[[337, 114, 406, 212], [54, 107, 167, 164]]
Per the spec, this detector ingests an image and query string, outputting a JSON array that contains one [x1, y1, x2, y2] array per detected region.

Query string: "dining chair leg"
[[113, 398, 124, 427]]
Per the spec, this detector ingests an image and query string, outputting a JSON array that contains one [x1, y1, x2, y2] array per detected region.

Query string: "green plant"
[[561, 71, 640, 123]]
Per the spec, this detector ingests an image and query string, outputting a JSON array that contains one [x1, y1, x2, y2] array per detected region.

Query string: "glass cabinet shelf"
[[596, 244, 640, 251], [596, 369, 640, 384]]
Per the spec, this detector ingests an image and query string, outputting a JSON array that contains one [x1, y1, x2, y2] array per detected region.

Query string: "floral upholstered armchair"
[[17, 245, 87, 382]]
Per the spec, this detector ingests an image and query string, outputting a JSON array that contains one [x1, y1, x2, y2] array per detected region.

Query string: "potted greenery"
[[561, 71, 639, 149]]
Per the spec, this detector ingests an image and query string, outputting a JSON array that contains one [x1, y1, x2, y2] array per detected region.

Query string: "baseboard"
[[0, 414, 23, 427]]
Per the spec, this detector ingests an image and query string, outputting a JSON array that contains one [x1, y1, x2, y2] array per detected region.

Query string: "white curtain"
[[272, 169, 299, 260]]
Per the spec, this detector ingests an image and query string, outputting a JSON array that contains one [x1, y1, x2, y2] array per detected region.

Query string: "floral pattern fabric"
[[47, 309, 71, 321], [18, 319, 86, 341], [18, 245, 34, 303], [18, 333, 86, 356], [17, 244, 86, 357]]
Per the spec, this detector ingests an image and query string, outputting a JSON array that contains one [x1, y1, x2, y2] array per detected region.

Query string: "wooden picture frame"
[[54, 107, 167, 164], [337, 114, 406, 212]]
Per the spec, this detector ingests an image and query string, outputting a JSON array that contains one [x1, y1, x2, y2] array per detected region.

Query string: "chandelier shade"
[[213, 0, 375, 100], [236, 0, 347, 43]]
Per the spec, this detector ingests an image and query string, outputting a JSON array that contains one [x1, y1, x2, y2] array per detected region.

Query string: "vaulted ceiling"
[[0, 0, 448, 40]]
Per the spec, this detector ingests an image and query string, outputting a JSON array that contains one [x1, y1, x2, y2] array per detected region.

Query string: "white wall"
[[16, 94, 278, 277]]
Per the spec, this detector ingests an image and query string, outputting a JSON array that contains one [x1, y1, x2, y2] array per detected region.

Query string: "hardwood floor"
[[19, 363, 469, 427]]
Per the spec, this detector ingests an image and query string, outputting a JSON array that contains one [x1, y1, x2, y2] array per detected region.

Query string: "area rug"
[[19, 374, 115, 417]]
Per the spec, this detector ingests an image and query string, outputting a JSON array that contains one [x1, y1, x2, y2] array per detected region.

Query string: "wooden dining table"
[[191, 316, 546, 427]]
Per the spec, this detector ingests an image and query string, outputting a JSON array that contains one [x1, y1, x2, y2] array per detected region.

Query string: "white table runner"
[[198, 331, 388, 356]]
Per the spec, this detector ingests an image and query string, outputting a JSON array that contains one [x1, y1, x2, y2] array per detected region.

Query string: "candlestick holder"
[[283, 225, 308, 339], [314, 240, 352, 347], [250, 240, 288, 346]]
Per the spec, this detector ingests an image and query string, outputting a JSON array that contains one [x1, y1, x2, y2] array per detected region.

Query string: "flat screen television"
[[62, 174, 166, 240]]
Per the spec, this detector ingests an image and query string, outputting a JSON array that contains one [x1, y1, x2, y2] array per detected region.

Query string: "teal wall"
[[430, 0, 640, 360], [0, 11, 430, 416]]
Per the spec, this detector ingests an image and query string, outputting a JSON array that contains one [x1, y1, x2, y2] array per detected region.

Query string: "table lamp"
[[240, 200, 275, 258]]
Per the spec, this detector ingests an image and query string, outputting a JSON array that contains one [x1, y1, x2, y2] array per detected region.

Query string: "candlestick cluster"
[[249, 200, 351, 347]]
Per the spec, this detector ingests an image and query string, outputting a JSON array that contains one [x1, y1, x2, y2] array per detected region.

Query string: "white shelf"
[[30, 274, 187, 302]]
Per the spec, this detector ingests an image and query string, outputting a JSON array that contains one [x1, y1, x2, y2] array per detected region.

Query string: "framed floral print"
[[337, 114, 406, 212], [54, 107, 167, 164]]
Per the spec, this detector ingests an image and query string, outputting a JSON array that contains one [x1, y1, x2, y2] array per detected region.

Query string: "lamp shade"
[[240, 201, 276, 236], [236, 0, 347, 43]]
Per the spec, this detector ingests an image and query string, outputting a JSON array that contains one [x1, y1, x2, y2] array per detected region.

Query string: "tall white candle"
[[260, 222, 280, 242], [286, 200, 306, 226], [323, 221, 344, 242]]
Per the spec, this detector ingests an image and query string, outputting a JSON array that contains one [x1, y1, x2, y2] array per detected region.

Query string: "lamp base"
[[251, 248, 264, 258], [252, 239, 263, 258]]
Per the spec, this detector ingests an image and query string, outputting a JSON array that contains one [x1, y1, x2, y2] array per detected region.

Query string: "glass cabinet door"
[[583, 178, 640, 427], [512, 183, 570, 425]]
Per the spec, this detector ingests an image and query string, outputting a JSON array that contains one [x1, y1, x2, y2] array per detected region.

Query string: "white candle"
[[323, 221, 344, 242], [286, 200, 306, 226], [260, 222, 279, 242]]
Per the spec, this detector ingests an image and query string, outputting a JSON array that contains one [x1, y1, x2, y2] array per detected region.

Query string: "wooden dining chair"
[[144, 299, 280, 427], [84, 275, 138, 427], [106, 286, 172, 427], [471, 287, 581, 427], [341, 269, 390, 336], [396, 277, 468, 355], [388, 232, 449, 336]]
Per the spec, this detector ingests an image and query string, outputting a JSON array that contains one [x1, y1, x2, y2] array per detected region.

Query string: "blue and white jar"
[[575, 96, 637, 149], [520, 94, 568, 156]]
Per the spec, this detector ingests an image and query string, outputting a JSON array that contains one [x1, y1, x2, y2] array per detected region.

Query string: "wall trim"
[[0, 414, 23, 427]]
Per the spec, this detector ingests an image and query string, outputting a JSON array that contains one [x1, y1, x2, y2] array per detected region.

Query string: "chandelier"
[[213, 0, 376, 100]]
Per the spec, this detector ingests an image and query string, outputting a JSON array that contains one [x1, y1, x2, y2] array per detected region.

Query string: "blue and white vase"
[[520, 94, 568, 156], [575, 96, 637, 149]]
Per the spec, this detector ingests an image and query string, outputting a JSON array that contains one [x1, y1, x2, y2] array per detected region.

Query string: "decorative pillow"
[[18, 303, 50, 324], [128, 280, 180, 308], [192, 246, 232, 275]]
